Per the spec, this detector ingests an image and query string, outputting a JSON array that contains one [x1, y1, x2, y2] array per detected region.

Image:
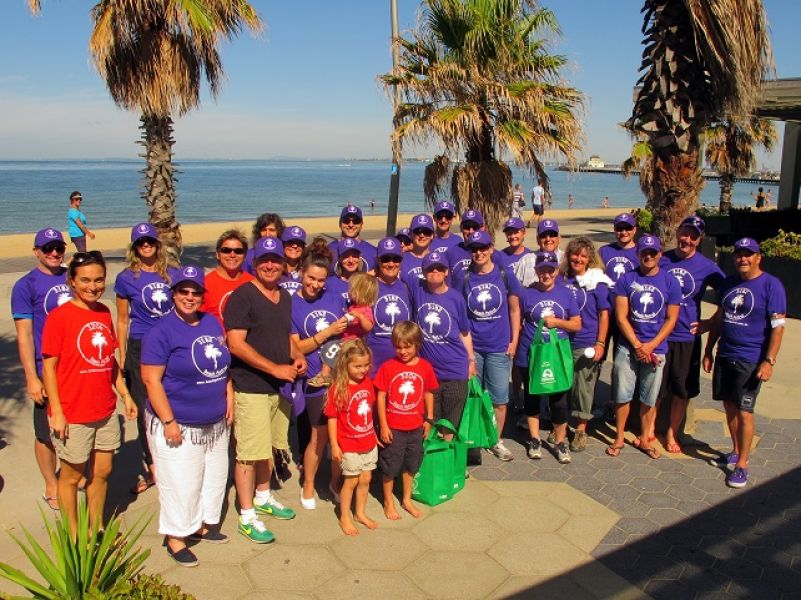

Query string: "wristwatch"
[[764, 356, 776, 366]]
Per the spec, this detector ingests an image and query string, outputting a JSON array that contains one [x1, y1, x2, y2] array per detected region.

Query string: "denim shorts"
[[613, 344, 665, 408], [474, 351, 512, 406]]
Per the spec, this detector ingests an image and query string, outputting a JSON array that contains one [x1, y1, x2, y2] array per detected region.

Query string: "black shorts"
[[712, 357, 762, 413], [33, 401, 50, 443], [516, 367, 568, 424], [378, 427, 424, 478], [304, 390, 327, 427], [531, 204, 544, 216], [433, 379, 468, 430], [659, 339, 701, 401]]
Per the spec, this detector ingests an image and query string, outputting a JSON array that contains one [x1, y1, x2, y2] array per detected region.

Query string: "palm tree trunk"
[[645, 144, 705, 244], [139, 114, 181, 265], [718, 174, 734, 214]]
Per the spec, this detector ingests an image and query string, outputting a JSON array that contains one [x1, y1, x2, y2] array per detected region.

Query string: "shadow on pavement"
[[0, 334, 26, 441]]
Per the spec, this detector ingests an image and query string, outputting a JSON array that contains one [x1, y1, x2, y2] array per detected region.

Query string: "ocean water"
[[0, 159, 775, 235]]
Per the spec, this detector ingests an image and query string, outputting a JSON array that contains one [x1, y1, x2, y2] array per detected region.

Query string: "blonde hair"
[[347, 272, 378, 305], [560, 236, 604, 276], [330, 339, 372, 410], [391, 320, 422, 350], [125, 239, 172, 283]]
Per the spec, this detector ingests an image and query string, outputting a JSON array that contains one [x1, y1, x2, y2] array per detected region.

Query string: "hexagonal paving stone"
[[488, 533, 588, 575], [314, 570, 424, 600], [592, 469, 634, 485], [434, 480, 501, 513], [412, 511, 502, 552], [483, 495, 569, 533], [330, 529, 425, 571], [666, 484, 705, 502], [630, 477, 668, 493], [405, 551, 509, 599], [490, 574, 597, 599], [243, 544, 343, 592], [557, 513, 620, 553], [638, 492, 679, 509], [480, 480, 554, 498], [546, 484, 615, 517], [162, 563, 253, 600], [646, 508, 686, 527]]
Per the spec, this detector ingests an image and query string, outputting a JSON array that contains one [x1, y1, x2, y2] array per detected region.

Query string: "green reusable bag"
[[413, 419, 458, 506], [452, 438, 468, 493], [459, 376, 499, 449], [528, 318, 574, 395]]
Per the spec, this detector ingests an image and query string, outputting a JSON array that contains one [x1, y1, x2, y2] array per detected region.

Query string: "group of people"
[[12, 199, 786, 565]]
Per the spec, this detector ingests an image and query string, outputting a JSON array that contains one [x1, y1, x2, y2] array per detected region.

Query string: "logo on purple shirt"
[[417, 302, 453, 342], [374, 294, 410, 332], [606, 256, 635, 281], [141, 282, 173, 316], [304, 309, 338, 336], [44, 284, 73, 314], [629, 283, 665, 321], [567, 284, 588, 311], [722, 287, 755, 321], [467, 283, 503, 318], [667, 267, 697, 300], [191, 335, 228, 379]]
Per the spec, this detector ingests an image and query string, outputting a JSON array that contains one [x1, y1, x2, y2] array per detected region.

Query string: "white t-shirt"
[[531, 185, 544, 206]]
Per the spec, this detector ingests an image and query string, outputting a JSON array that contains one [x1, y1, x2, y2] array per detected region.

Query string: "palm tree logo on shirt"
[[77, 322, 114, 367], [614, 262, 627, 278], [540, 306, 555, 319], [476, 289, 492, 311], [424, 311, 441, 334], [91, 331, 107, 361], [357, 398, 371, 426], [730, 293, 745, 313], [142, 282, 173, 316], [57, 292, 71, 306], [639, 292, 654, 313], [151, 288, 168, 310], [44, 284, 73, 315], [385, 301, 401, 325], [722, 288, 754, 321], [315, 317, 330, 332], [375, 294, 409, 333], [191, 335, 229, 379], [398, 380, 415, 405], [205, 344, 222, 370], [630, 284, 665, 321]]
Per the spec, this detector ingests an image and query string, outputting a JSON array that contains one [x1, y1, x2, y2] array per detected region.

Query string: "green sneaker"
[[238, 519, 275, 544], [254, 492, 296, 520]]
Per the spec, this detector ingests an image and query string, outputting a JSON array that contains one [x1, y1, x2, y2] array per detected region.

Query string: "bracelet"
[[312, 334, 320, 347], [162, 418, 175, 426], [595, 340, 606, 347]]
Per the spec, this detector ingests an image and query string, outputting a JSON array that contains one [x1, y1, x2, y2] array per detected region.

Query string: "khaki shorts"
[[234, 392, 290, 461], [340, 446, 378, 477], [51, 413, 120, 465]]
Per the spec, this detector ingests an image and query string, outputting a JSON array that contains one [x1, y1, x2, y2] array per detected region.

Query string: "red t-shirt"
[[201, 269, 254, 326], [323, 378, 377, 453], [41, 301, 118, 424], [374, 357, 439, 431]]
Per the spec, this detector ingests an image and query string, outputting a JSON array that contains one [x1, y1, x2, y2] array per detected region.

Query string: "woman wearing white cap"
[[115, 223, 181, 494]]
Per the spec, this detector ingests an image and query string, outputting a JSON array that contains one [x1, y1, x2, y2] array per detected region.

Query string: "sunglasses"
[[284, 240, 306, 248], [413, 228, 433, 236], [175, 288, 203, 297], [379, 256, 402, 264], [341, 217, 362, 225], [41, 242, 66, 254], [72, 250, 104, 265], [538, 232, 558, 239], [134, 237, 158, 247], [640, 250, 659, 259], [218, 246, 246, 255], [470, 245, 492, 254], [426, 266, 447, 273], [435, 213, 454, 221], [615, 226, 634, 233]]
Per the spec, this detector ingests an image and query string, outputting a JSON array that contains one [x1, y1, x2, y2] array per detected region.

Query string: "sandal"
[[605, 444, 624, 457], [130, 476, 156, 495], [640, 446, 661, 460], [665, 441, 682, 454], [42, 495, 60, 511]]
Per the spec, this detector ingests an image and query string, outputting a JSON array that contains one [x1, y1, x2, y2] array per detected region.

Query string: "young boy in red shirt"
[[375, 321, 438, 519]]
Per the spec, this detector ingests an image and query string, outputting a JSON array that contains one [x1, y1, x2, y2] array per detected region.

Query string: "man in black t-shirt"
[[224, 236, 307, 543]]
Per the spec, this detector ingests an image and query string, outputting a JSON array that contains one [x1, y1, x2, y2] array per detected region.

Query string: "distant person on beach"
[[66, 191, 94, 252], [431, 201, 462, 255], [369, 199, 376, 213], [11, 228, 73, 511], [765, 189, 773, 209], [752, 187, 767, 211], [528, 180, 546, 226], [201, 229, 253, 326], [244, 213, 286, 274], [329, 205, 377, 273], [510, 184, 525, 220], [602, 196, 610, 209], [278, 226, 307, 296], [568, 194, 575, 209]]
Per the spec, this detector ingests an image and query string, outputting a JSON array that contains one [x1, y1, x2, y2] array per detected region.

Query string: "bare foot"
[[339, 518, 359, 536], [383, 503, 401, 520], [401, 501, 422, 518], [355, 514, 379, 530]]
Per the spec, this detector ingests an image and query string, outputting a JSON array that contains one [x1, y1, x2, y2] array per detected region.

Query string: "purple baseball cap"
[[337, 237, 362, 256], [411, 213, 435, 232], [434, 201, 456, 216], [534, 251, 559, 270], [377, 237, 403, 258], [734, 237, 761, 254], [253, 236, 284, 261], [637, 235, 662, 253], [340, 204, 363, 222], [395, 227, 412, 243], [466, 230, 493, 248], [460, 209, 484, 227], [171, 265, 205, 291], [537, 219, 560, 236], [131, 222, 159, 243], [503, 217, 526, 231], [613, 213, 637, 228], [422, 251, 449, 271], [281, 225, 306, 244], [34, 227, 65, 248], [679, 216, 705, 235]]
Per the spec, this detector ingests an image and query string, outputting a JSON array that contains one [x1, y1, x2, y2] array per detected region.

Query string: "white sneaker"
[[488, 440, 514, 462], [300, 490, 316, 510]]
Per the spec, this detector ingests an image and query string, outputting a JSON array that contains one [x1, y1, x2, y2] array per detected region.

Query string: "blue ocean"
[[0, 159, 775, 235]]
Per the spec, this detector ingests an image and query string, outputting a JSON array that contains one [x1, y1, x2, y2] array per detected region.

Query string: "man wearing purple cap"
[[700, 238, 785, 489], [609, 235, 680, 459], [401, 214, 435, 285], [501, 217, 532, 270], [447, 209, 507, 278], [599, 213, 639, 283], [657, 216, 724, 453], [509, 219, 565, 287], [431, 201, 462, 255], [11, 228, 72, 509], [328, 205, 377, 272], [224, 237, 307, 542]]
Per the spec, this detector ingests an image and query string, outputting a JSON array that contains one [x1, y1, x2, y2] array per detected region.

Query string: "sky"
[[1, 0, 799, 166]]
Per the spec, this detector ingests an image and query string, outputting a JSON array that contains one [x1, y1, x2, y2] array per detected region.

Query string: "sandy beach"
[[0, 208, 627, 261]]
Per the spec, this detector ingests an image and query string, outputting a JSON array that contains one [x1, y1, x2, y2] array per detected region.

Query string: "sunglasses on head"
[[342, 217, 362, 225], [218, 246, 246, 255], [134, 236, 158, 247], [175, 287, 203, 297], [379, 255, 402, 264], [41, 242, 66, 254], [72, 251, 104, 265]]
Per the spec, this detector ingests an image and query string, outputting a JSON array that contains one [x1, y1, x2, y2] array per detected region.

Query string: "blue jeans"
[[613, 344, 665, 408], [474, 351, 511, 406]]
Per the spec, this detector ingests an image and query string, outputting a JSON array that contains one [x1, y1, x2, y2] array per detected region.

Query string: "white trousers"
[[146, 413, 230, 537]]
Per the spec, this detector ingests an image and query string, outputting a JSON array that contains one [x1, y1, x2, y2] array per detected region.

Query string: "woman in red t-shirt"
[[42, 251, 136, 535]]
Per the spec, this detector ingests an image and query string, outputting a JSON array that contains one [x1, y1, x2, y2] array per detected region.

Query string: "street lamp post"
[[386, 0, 401, 237]]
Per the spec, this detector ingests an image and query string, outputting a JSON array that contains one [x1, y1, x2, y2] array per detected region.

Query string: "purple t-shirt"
[[453, 264, 522, 354], [562, 275, 610, 350], [613, 268, 681, 354], [291, 289, 348, 382], [660, 250, 725, 342], [114, 267, 181, 339], [502, 246, 532, 270], [400, 253, 426, 287], [409, 280, 471, 381], [515, 284, 579, 368], [328, 239, 377, 273], [366, 277, 412, 375], [141, 312, 230, 425], [599, 243, 639, 282], [325, 275, 350, 304], [431, 233, 462, 256], [11, 268, 72, 375], [447, 243, 507, 279], [279, 272, 303, 297], [718, 272, 786, 363]]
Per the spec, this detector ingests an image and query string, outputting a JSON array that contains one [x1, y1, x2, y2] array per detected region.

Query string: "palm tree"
[[626, 0, 772, 241], [380, 0, 584, 233], [29, 1, 262, 263], [704, 117, 777, 214]]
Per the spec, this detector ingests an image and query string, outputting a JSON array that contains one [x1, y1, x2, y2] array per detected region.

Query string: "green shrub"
[[761, 229, 801, 261], [108, 574, 197, 600], [632, 208, 653, 232]]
